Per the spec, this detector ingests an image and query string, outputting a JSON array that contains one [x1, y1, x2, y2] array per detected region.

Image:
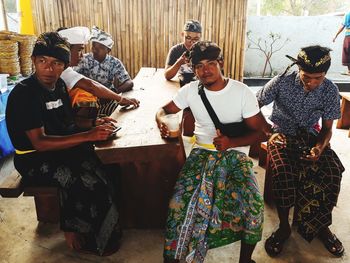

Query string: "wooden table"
[[95, 67, 185, 228], [336, 92, 350, 137]]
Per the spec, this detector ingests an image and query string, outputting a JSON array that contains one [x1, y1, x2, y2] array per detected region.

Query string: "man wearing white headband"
[[75, 26, 134, 116], [58, 26, 139, 116]]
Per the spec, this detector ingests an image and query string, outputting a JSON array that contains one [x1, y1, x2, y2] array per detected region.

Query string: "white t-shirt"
[[60, 67, 84, 90], [173, 79, 260, 150]]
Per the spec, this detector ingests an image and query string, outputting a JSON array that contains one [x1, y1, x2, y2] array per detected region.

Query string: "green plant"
[[247, 31, 290, 77]]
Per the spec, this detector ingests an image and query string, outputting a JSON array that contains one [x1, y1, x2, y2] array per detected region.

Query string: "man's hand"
[[94, 116, 117, 126], [87, 123, 115, 141], [268, 133, 287, 146], [159, 122, 170, 138], [301, 146, 322, 161], [176, 51, 189, 66], [119, 97, 140, 108], [213, 129, 232, 151]]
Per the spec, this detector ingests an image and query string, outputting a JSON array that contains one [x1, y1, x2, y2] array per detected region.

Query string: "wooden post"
[[0, 0, 8, 30], [33, 195, 60, 223]]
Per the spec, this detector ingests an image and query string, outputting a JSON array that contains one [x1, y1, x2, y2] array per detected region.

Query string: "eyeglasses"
[[184, 35, 200, 42], [194, 60, 218, 71]]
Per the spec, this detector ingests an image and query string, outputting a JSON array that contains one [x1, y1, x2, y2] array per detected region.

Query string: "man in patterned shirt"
[[74, 26, 134, 116], [257, 45, 345, 258], [58, 27, 139, 115]]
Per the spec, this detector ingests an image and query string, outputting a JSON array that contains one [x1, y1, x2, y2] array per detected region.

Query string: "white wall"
[[244, 16, 344, 76], [0, 13, 19, 32]]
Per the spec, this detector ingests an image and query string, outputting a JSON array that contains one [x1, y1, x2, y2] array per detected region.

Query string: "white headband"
[[58, 26, 90, 45]]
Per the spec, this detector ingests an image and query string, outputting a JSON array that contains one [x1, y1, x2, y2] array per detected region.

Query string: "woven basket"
[[0, 40, 20, 76], [8, 34, 37, 76]]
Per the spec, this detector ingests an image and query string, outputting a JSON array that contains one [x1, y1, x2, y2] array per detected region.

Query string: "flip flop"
[[319, 233, 344, 257], [265, 231, 290, 257]]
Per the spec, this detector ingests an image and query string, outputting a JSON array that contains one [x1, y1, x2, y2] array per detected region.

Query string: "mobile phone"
[[120, 105, 134, 112], [110, 126, 122, 136], [298, 145, 311, 157]]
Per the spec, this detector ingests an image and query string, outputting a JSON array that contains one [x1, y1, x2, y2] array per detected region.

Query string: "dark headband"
[[32, 32, 70, 65], [285, 45, 331, 74]]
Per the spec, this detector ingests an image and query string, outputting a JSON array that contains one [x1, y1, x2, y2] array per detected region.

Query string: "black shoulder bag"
[[198, 83, 249, 137]]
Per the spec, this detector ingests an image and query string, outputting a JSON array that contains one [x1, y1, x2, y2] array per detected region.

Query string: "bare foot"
[[64, 232, 85, 250]]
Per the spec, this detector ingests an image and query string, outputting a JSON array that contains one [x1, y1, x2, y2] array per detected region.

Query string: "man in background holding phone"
[[164, 20, 202, 87]]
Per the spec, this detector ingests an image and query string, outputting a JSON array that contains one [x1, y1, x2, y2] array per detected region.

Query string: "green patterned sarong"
[[164, 148, 264, 262]]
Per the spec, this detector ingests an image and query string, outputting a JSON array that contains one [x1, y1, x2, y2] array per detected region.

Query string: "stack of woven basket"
[[0, 31, 37, 76], [10, 34, 37, 76], [0, 32, 20, 76]]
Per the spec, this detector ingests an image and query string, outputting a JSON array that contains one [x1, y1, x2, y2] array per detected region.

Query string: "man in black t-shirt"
[[6, 32, 121, 256], [164, 20, 202, 87]]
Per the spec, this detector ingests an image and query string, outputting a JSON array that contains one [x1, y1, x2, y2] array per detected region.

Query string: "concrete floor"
[[0, 127, 350, 263]]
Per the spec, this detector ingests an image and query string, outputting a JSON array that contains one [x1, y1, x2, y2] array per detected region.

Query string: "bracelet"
[[118, 95, 123, 104]]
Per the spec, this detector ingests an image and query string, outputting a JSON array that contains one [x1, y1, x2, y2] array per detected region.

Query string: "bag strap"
[[198, 83, 223, 130]]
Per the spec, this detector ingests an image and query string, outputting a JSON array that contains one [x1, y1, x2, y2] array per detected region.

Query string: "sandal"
[[265, 231, 290, 257], [319, 232, 344, 257]]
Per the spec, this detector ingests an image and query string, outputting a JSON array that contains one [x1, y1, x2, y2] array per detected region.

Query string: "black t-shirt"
[[6, 75, 75, 151], [165, 43, 188, 67]]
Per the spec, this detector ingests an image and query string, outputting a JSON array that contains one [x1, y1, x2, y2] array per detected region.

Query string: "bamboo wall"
[[30, 0, 248, 80]]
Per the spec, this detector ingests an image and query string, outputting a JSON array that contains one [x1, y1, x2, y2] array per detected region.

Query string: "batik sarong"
[[164, 148, 264, 262], [268, 132, 344, 242], [14, 143, 121, 255]]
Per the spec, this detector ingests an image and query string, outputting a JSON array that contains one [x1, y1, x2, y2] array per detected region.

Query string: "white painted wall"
[[244, 16, 345, 76]]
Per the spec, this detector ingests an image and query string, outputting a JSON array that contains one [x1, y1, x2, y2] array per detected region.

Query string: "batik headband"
[[284, 45, 331, 74], [32, 32, 70, 64], [90, 26, 114, 49]]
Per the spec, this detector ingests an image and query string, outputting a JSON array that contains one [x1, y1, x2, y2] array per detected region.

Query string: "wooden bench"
[[1, 68, 183, 229], [336, 92, 350, 137], [0, 170, 60, 223]]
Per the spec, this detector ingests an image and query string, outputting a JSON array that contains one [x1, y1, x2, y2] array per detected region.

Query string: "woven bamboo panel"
[[30, 0, 247, 80]]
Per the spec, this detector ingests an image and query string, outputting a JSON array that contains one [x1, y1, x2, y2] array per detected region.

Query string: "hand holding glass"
[[162, 114, 180, 138]]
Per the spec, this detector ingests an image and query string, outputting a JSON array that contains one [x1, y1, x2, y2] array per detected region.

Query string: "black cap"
[[183, 20, 202, 33], [188, 41, 222, 66]]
